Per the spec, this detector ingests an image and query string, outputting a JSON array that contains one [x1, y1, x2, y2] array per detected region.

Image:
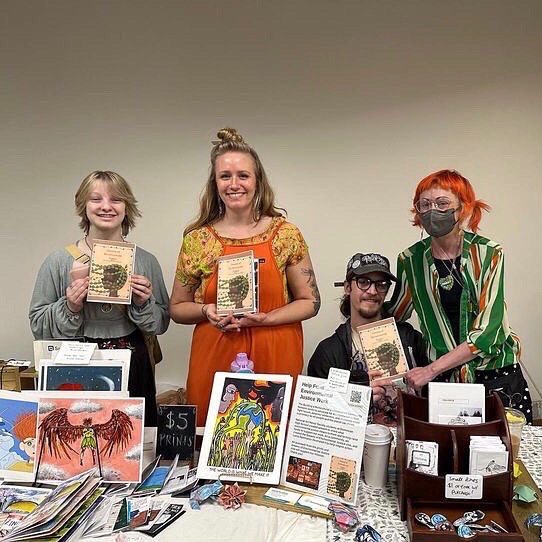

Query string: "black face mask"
[[419, 208, 458, 238]]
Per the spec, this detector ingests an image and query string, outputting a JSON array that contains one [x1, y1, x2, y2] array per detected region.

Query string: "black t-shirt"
[[434, 255, 462, 344]]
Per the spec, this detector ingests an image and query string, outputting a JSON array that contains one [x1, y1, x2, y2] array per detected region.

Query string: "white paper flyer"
[[280, 375, 372, 504]]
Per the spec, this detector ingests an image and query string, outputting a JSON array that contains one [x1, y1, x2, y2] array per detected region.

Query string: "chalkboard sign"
[[156, 405, 197, 460]]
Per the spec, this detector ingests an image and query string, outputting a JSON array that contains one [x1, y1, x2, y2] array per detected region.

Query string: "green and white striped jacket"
[[386, 231, 521, 383]]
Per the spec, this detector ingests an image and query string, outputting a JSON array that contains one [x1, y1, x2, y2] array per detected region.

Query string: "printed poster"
[[197, 372, 292, 484], [36, 394, 145, 483], [38, 361, 130, 393], [87, 239, 135, 305], [281, 375, 372, 504], [216, 250, 257, 315], [0, 391, 39, 482]]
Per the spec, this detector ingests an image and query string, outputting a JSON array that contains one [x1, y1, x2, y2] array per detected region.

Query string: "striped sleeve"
[[466, 244, 510, 358], [386, 252, 414, 322]]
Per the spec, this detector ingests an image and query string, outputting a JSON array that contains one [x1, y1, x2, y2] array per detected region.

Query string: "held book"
[[87, 239, 136, 305], [216, 250, 258, 316], [356, 317, 409, 383]]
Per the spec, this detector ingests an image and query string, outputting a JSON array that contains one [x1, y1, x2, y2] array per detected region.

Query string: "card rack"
[[396, 390, 523, 541]]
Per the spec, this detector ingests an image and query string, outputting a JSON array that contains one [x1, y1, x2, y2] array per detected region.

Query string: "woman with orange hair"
[[387, 169, 532, 421]]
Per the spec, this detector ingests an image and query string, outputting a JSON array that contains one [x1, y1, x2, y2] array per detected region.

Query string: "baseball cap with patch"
[[342, 253, 397, 284]]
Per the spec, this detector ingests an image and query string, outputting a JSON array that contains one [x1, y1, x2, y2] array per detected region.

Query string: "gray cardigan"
[[29, 246, 170, 340]]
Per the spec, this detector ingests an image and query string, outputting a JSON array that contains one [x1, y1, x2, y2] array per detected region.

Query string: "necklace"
[[84, 236, 93, 253], [434, 236, 463, 291]]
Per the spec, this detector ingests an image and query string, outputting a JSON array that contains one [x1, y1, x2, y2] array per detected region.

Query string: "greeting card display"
[[198, 372, 292, 484], [87, 239, 135, 304], [216, 251, 258, 315], [36, 394, 145, 483]]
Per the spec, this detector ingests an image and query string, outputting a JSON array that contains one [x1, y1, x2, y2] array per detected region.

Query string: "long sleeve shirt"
[[385, 231, 521, 382], [29, 246, 170, 340]]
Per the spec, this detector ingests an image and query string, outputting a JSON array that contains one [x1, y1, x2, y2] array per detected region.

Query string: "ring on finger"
[[216, 322, 224, 329]]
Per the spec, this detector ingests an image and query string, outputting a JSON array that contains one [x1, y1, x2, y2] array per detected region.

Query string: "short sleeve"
[[174, 228, 222, 302], [272, 222, 309, 270], [175, 229, 206, 288]]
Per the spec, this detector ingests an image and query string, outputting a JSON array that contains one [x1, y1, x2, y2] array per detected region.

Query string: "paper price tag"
[[54, 341, 97, 364], [445, 474, 483, 499], [326, 367, 350, 393]]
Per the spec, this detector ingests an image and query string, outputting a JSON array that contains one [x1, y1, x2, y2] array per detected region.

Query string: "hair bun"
[[215, 127, 245, 145]]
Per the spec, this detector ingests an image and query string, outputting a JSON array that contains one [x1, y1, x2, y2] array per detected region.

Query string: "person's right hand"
[[202, 304, 241, 333], [66, 277, 89, 313], [369, 369, 387, 403]]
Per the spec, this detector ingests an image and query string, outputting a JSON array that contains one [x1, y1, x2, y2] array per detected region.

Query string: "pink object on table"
[[230, 353, 254, 373]]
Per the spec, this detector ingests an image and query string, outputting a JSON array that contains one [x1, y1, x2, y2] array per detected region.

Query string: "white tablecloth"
[[81, 426, 542, 542]]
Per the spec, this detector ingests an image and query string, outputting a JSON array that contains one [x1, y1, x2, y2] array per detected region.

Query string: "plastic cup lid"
[[364, 424, 393, 445]]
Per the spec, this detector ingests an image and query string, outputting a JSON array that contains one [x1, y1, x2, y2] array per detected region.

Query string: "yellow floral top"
[[175, 217, 308, 303]]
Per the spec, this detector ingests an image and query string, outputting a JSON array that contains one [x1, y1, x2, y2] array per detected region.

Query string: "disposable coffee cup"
[[363, 424, 393, 488]]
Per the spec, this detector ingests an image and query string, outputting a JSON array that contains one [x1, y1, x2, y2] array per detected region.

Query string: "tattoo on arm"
[[180, 279, 198, 295], [300, 268, 321, 315]]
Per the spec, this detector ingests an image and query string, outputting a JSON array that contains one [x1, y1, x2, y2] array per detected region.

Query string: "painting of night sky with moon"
[[39, 363, 126, 392]]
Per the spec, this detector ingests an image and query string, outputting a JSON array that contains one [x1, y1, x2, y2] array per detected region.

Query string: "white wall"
[[2, 1, 541, 397]]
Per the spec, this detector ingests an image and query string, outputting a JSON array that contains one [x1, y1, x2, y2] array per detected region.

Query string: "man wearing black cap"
[[307, 253, 428, 423]]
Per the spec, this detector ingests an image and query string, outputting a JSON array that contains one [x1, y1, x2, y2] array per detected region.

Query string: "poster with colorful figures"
[[197, 372, 292, 484], [0, 391, 39, 482]]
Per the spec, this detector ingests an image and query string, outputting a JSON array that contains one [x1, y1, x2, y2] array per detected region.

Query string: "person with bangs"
[[29, 171, 169, 426], [170, 127, 320, 427], [386, 169, 532, 422]]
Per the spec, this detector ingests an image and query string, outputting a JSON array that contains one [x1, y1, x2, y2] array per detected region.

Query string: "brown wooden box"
[[0, 364, 22, 391], [397, 390, 524, 541]]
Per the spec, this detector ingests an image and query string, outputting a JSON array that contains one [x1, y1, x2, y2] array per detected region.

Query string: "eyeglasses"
[[354, 277, 391, 293], [414, 197, 453, 213]]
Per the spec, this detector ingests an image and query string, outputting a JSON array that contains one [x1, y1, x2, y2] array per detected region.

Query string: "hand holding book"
[[131, 274, 153, 307]]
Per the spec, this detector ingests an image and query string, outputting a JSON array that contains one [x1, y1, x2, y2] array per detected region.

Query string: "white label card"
[[326, 367, 350, 393], [445, 474, 483, 499], [54, 341, 97, 364]]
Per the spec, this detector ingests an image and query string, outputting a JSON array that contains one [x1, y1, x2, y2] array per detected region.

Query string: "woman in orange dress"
[[170, 128, 320, 426]]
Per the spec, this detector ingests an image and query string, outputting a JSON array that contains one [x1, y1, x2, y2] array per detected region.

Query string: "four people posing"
[[28, 139, 533, 425]]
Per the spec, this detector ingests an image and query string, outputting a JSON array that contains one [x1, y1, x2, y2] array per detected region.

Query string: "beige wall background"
[[2, 1, 541, 397]]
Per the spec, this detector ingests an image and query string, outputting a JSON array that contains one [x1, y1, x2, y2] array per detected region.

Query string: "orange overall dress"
[[186, 221, 304, 427]]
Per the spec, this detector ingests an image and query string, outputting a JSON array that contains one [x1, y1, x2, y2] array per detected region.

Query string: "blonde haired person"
[[170, 128, 320, 426], [29, 171, 169, 426]]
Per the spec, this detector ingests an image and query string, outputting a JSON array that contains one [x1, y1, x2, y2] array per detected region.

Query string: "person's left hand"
[[131, 274, 153, 307], [235, 312, 269, 327], [405, 366, 435, 390]]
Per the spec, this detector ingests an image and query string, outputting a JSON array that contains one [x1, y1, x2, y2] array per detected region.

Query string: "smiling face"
[[215, 152, 257, 215], [85, 181, 126, 236], [346, 271, 389, 320]]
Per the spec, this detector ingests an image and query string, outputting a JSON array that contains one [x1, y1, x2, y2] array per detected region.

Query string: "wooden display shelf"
[[397, 390, 524, 541]]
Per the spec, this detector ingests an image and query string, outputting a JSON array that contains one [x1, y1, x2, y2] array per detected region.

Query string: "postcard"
[[281, 376, 372, 505], [197, 372, 292, 484], [356, 317, 409, 382], [0, 390, 40, 482], [87, 239, 135, 305], [428, 382, 485, 425], [38, 361, 129, 393], [36, 395, 145, 483], [216, 250, 257, 315], [406, 440, 439, 475]]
